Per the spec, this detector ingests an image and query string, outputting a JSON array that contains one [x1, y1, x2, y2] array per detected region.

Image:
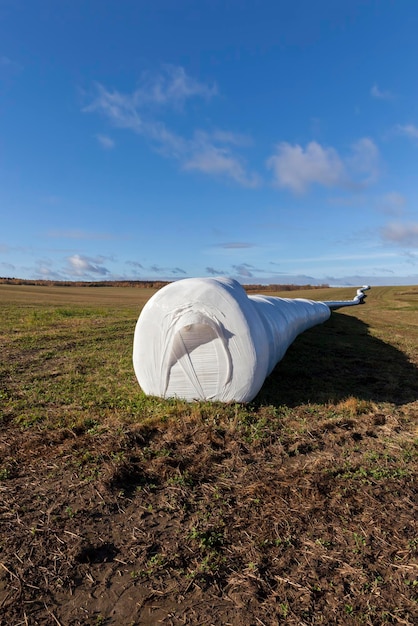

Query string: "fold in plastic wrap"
[[133, 277, 331, 403]]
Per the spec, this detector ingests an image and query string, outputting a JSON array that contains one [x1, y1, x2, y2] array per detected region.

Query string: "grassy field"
[[0, 283, 417, 625]]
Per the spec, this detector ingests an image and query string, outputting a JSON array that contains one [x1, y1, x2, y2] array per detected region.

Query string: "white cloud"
[[0, 55, 22, 72], [215, 242, 255, 249], [206, 266, 227, 275], [323, 274, 418, 287], [372, 267, 395, 274], [381, 222, 418, 247], [183, 141, 259, 188], [267, 139, 380, 193], [210, 130, 252, 146], [149, 264, 187, 275], [402, 251, 418, 265], [133, 64, 217, 107], [85, 66, 216, 130], [96, 134, 115, 149], [84, 69, 257, 187], [232, 264, 255, 278], [377, 192, 406, 216], [348, 137, 380, 185], [0, 56, 13, 66], [147, 121, 188, 159], [395, 124, 418, 140], [85, 84, 143, 132], [66, 254, 111, 276], [267, 141, 345, 193], [283, 252, 397, 263], [42, 195, 62, 206], [370, 84, 393, 100], [47, 229, 114, 240], [0, 261, 15, 272]]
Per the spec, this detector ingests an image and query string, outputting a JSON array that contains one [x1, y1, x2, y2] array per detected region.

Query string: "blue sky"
[[1, 0, 418, 286]]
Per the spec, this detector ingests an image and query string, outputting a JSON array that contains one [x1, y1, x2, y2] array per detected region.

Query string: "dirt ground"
[[1, 401, 417, 625]]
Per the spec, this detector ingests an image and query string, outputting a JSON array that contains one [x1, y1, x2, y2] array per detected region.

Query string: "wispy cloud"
[[66, 254, 111, 276], [47, 229, 115, 240], [42, 195, 62, 206], [0, 261, 15, 272], [324, 274, 418, 287], [96, 134, 115, 149], [34, 262, 64, 280], [150, 264, 187, 275], [215, 242, 255, 249], [86, 66, 216, 129], [0, 55, 13, 66], [183, 133, 260, 187], [381, 222, 418, 247], [402, 251, 418, 265], [84, 65, 215, 130], [232, 263, 255, 278], [132, 64, 217, 107], [84, 66, 258, 187], [210, 130, 252, 147], [206, 266, 228, 275], [373, 267, 394, 274], [0, 55, 22, 73], [85, 83, 143, 131], [329, 191, 407, 216], [370, 83, 394, 100], [376, 192, 406, 216], [125, 261, 187, 276], [347, 138, 380, 185], [267, 138, 380, 193], [395, 124, 418, 140]]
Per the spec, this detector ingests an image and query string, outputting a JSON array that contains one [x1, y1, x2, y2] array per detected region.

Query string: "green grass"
[[1, 283, 417, 440], [0, 288, 153, 431]]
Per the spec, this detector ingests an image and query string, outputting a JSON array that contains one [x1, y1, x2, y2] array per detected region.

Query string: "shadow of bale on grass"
[[257, 312, 418, 407]]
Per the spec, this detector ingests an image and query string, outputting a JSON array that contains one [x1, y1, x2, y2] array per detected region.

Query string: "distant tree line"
[[0, 277, 329, 291], [0, 278, 170, 289], [244, 283, 329, 292]]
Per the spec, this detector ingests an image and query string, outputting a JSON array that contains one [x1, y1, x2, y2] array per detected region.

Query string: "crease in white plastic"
[[133, 277, 369, 403]]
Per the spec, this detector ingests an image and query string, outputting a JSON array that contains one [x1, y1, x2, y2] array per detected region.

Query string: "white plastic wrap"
[[324, 285, 370, 310], [133, 277, 331, 403]]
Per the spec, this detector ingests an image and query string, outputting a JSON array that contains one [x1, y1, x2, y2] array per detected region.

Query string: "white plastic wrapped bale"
[[133, 276, 331, 403]]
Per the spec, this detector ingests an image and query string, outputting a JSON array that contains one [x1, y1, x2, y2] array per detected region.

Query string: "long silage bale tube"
[[248, 293, 331, 377], [323, 285, 370, 310], [133, 277, 270, 403], [133, 277, 333, 403]]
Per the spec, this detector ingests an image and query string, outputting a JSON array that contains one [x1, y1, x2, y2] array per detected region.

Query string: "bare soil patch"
[[1, 406, 417, 625]]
